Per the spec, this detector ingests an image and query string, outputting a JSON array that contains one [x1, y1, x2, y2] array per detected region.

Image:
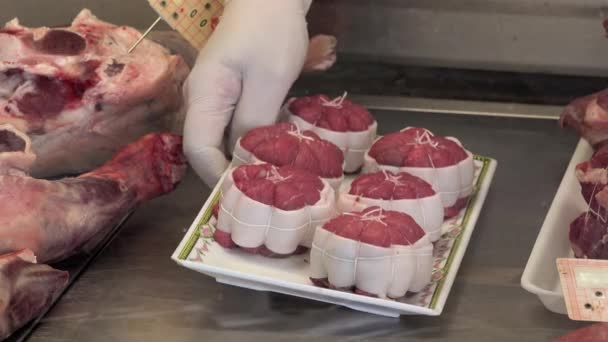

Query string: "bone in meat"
[[0, 249, 68, 340], [0, 9, 190, 177], [0, 124, 187, 263]]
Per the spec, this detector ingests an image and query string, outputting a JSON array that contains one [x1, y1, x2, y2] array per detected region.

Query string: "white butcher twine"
[[281, 95, 378, 173], [362, 128, 475, 208], [337, 172, 444, 242], [216, 167, 337, 254], [309, 210, 434, 298], [232, 134, 345, 191]]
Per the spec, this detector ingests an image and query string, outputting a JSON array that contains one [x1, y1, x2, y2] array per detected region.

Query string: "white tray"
[[171, 156, 497, 317], [521, 139, 592, 314]]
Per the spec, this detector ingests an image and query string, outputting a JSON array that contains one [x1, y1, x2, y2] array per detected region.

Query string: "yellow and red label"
[[148, 0, 225, 49]]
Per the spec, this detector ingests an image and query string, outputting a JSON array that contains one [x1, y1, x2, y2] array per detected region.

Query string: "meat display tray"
[[171, 156, 497, 317], [5, 212, 133, 342], [521, 139, 591, 314]]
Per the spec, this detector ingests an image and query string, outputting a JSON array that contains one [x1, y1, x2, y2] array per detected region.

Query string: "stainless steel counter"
[[26, 106, 588, 342]]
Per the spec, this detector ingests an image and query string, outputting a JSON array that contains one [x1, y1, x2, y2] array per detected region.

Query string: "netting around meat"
[[309, 207, 433, 298], [232, 123, 345, 190], [338, 171, 444, 242], [281, 92, 378, 173], [216, 165, 337, 255], [362, 127, 475, 213]]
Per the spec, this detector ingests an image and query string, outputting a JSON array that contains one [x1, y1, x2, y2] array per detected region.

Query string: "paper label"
[[148, 0, 225, 49], [558, 258, 608, 322]]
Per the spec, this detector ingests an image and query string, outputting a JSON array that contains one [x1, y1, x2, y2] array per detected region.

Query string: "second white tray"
[[521, 139, 592, 314]]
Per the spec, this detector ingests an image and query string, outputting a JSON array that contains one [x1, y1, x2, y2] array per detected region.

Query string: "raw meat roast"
[[216, 163, 336, 256], [338, 171, 444, 241], [559, 21, 608, 147], [232, 122, 345, 189], [568, 145, 608, 259], [0, 249, 68, 340], [569, 213, 608, 259], [283, 93, 377, 172], [0, 124, 187, 263], [363, 127, 475, 217], [310, 206, 433, 298], [575, 144, 608, 220], [560, 89, 608, 147], [0, 9, 189, 177]]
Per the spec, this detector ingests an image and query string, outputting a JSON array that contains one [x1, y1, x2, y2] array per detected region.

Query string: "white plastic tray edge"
[[521, 138, 592, 314]]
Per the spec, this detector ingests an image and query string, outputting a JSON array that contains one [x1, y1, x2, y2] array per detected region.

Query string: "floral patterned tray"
[[171, 156, 497, 317]]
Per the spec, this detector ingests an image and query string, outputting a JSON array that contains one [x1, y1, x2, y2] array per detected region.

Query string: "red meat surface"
[[576, 144, 608, 220], [368, 127, 468, 168], [349, 170, 436, 200], [289, 94, 374, 132], [215, 164, 325, 257], [322, 206, 425, 247], [0, 129, 187, 264], [240, 122, 344, 178], [231, 164, 324, 211], [570, 213, 608, 259], [560, 89, 608, 147]]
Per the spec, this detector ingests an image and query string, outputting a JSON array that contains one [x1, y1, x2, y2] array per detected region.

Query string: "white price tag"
[[558, 258, 608, 322]]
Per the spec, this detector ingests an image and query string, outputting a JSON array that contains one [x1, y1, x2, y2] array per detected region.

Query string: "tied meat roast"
[[216, 163, 336, 257], [310, 206, 433, 298], [338, 171, 444, 241]]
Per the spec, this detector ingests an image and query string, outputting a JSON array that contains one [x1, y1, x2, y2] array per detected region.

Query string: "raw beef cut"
[[283, 93, 377, 172], [0, 9, 189, 177], [147, 31, 338, 73], [560, 89, 608, 147], [216, 163, 336, 256], [232, 122, 345, 189], [363, 127, 475, 217], [0, 125, 187, 263], [338, 171, 444, 241], [575, 144, 608, 220], [0, 249, 68, 340], [569, 212, 608, 259], [310, 206, 433, 298], [287, 94, 374, 132]]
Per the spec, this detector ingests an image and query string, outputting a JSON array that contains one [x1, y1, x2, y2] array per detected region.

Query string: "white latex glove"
[[183, 0, 313, 188]]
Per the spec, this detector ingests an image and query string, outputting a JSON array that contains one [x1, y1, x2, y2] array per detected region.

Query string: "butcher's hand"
[[183, 0, 312, 188]]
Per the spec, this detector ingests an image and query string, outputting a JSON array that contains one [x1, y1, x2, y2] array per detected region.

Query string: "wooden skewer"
[[128, 16, 163, 53]]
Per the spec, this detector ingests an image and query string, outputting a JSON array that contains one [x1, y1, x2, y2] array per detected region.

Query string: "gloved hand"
[[183, 0, 313, 188]]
